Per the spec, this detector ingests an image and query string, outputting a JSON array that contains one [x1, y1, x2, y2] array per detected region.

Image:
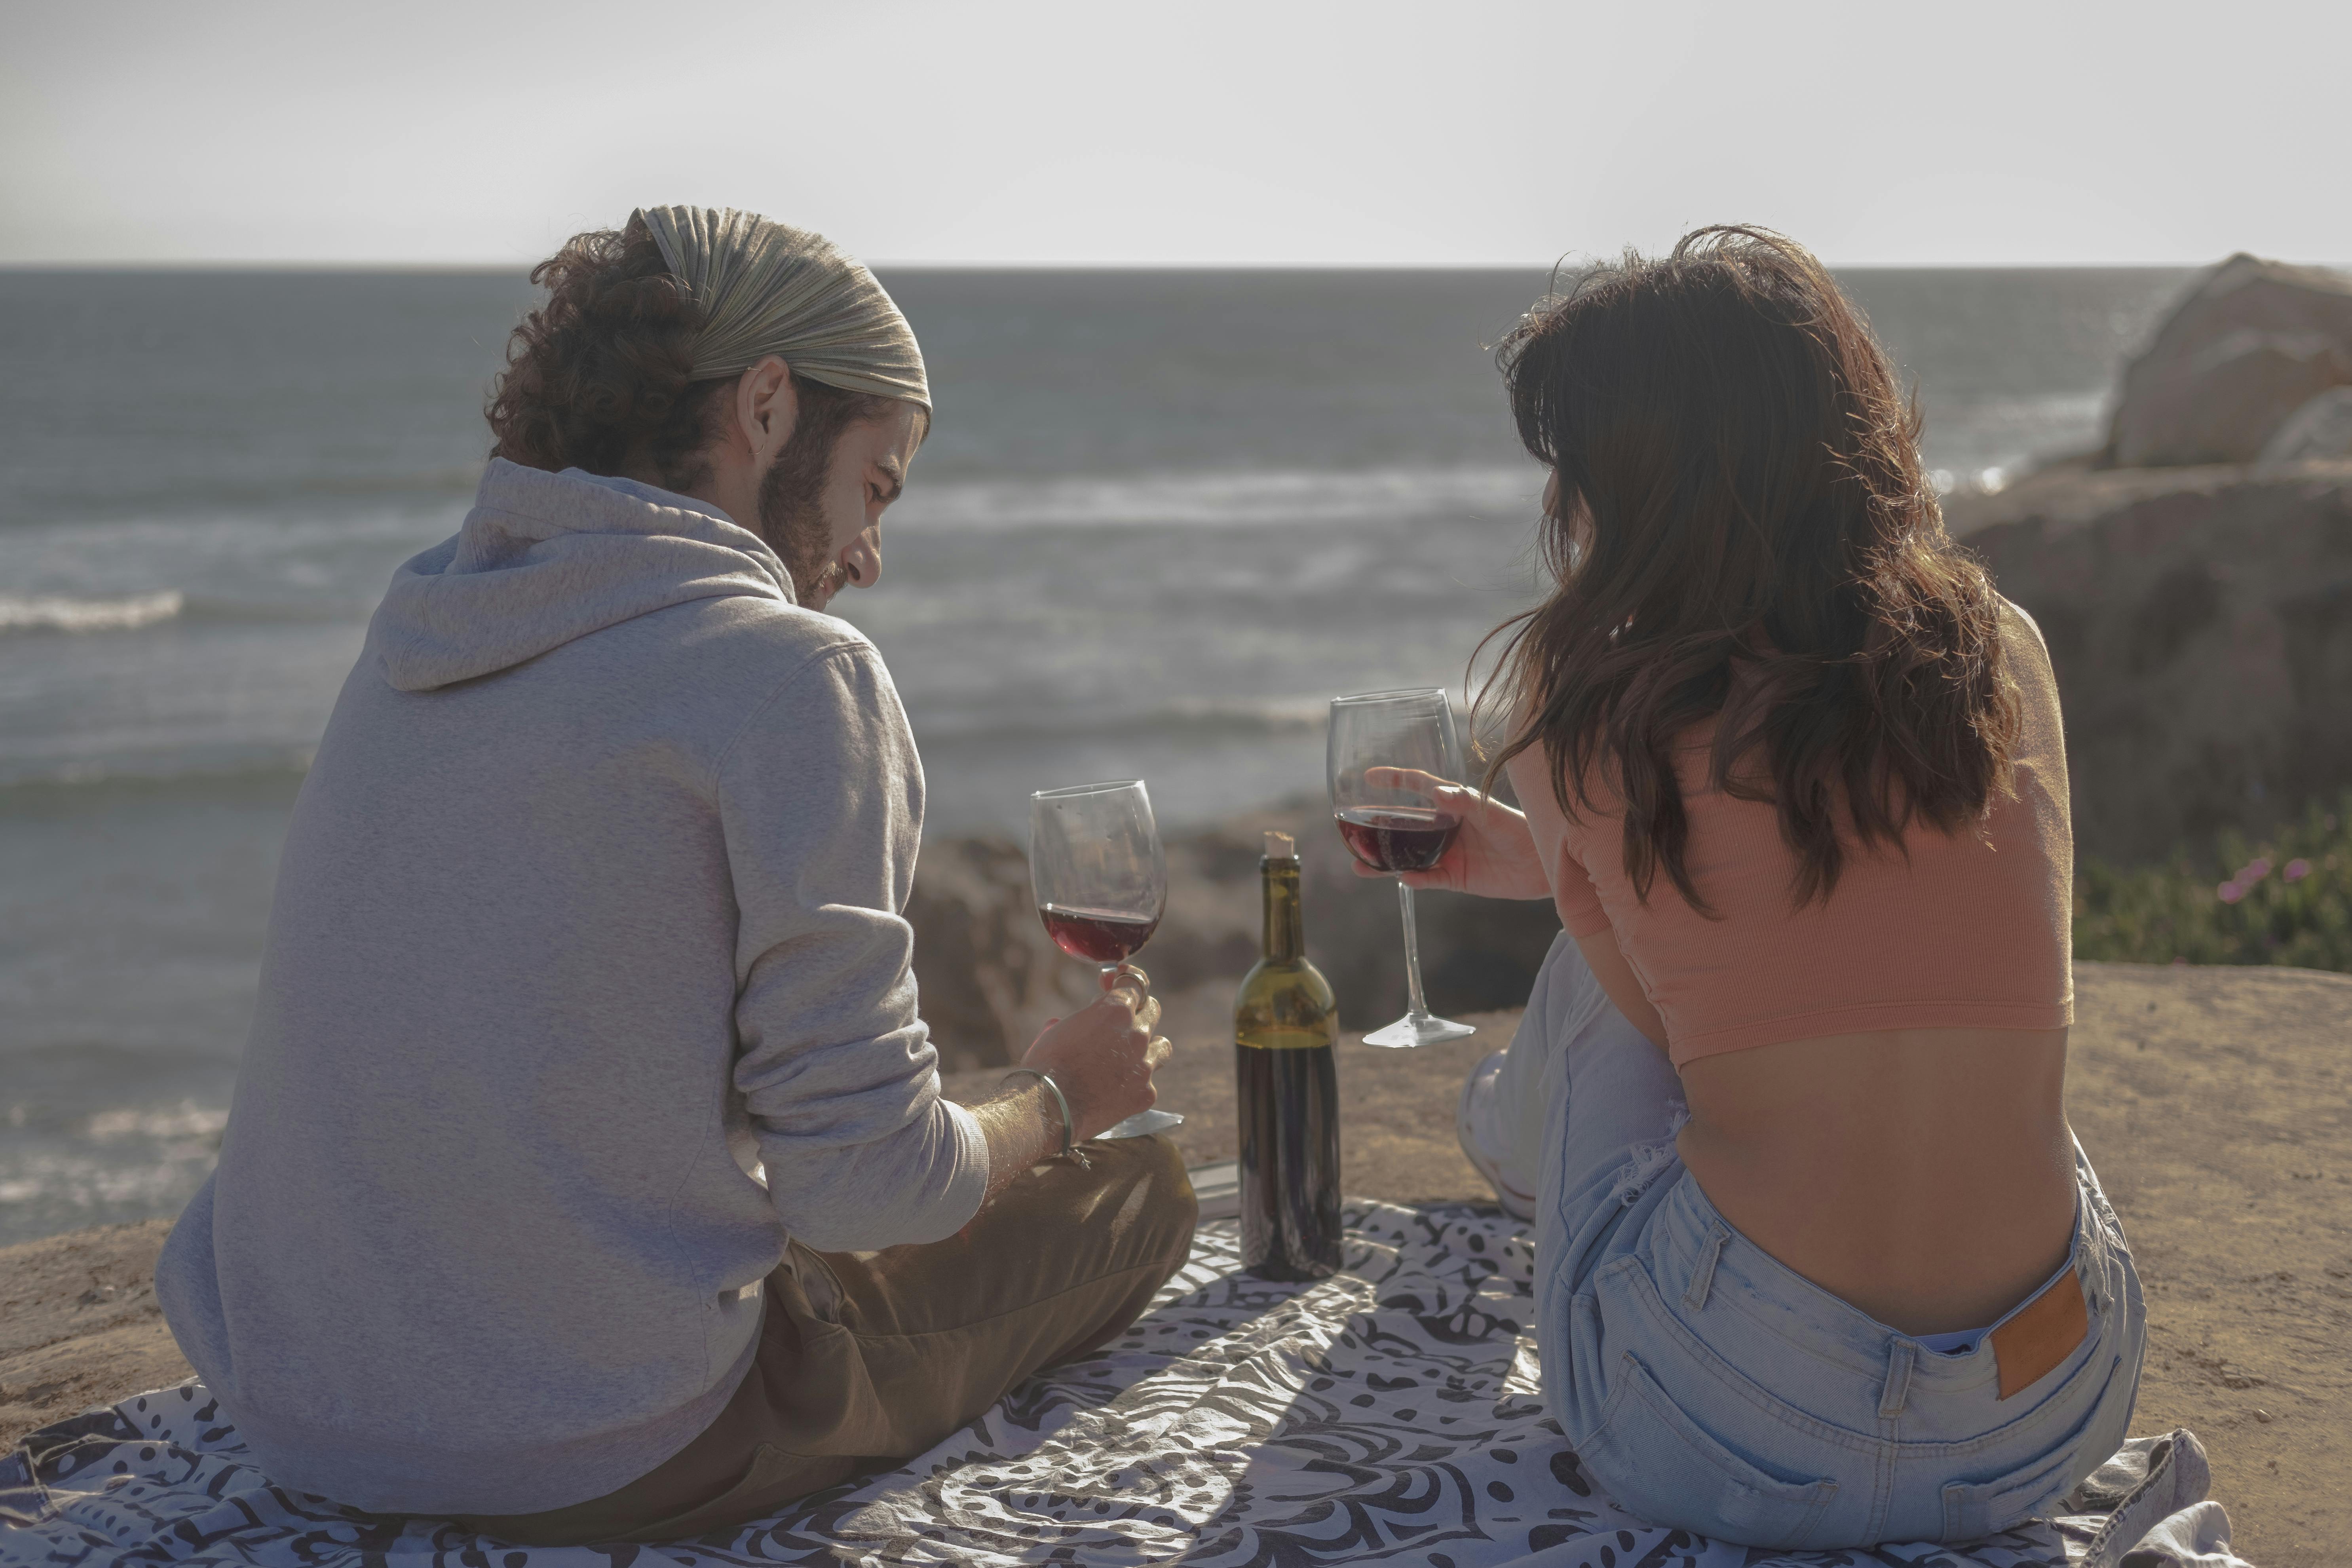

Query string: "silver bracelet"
[[1000, 1067, 1088, 1167]]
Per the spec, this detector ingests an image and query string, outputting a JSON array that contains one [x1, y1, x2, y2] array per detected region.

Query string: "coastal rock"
[[1957, 463, 2352, 865], [2106, 255, 2352, 468], [2259, 386, 2352, 469], [2115, 330, 2351, 467], [0, 1218, 188, 1447]]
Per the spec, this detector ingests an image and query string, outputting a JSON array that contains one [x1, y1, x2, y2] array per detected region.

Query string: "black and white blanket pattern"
[[0, 1203, 2169, 1568]]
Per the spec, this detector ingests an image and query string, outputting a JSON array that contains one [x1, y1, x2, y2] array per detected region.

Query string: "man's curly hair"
[[485, 215, 891, 494]]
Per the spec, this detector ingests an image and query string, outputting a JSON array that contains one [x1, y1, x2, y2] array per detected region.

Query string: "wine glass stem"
[[1396, 877, 1431, 1019]]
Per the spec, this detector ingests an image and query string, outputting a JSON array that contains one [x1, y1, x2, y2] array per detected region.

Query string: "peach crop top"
[[1507, 602, 2073, 1068]]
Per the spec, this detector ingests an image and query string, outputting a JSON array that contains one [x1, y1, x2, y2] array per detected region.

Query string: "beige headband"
[[635, 204, 930, 412]]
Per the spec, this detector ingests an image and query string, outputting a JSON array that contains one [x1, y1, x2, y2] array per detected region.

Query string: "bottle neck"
[[1261, 857, 1304, 962]]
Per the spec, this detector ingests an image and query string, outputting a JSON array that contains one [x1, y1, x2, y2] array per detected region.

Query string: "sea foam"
[[0, 589, 184, 634]]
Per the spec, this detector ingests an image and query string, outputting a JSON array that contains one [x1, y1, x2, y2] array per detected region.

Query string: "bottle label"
[[1234, 1038, 1343, 1281]]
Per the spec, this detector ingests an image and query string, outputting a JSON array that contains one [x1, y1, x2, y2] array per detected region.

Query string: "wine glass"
[[1028, 779, 1182, 1137], [1328, 689, 1478, 1049]]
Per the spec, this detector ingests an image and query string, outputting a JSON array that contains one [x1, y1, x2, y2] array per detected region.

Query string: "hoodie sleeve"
[[712, 639, 989, 1252]]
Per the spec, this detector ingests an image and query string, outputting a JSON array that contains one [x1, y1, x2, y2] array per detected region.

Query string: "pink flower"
[[2284, 858, 2312, 882], [2238, 859, 2272, 884], [2217, 882, 2246, 904]]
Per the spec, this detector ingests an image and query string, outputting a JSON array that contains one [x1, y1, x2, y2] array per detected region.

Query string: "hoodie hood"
[[372, 460, 799, 692]]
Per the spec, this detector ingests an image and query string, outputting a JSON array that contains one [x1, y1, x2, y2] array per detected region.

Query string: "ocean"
[[0, 263, 2194, 1246]]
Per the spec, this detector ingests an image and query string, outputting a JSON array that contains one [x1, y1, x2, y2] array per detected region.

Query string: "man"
[[155, 206, 1194, 1545]]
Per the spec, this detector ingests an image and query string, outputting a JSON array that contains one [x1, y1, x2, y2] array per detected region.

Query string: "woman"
[[1391, 228, 2144, 1548]]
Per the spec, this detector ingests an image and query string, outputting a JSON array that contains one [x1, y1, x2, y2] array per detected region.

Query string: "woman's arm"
[[1571, 926, 1668, 1049], [1350, 768, 1666, 1045]]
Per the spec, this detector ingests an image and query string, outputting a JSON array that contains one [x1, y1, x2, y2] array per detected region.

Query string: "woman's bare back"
[[1676, 1027, 2078, 1335]]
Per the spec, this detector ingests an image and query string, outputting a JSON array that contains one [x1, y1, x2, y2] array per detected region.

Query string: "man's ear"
[[734, 357, 799, 464]]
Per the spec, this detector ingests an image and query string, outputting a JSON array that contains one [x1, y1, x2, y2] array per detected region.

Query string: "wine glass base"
[[1097, 1108, 1185, 1138], [1362, 1012, 1478, 1049]]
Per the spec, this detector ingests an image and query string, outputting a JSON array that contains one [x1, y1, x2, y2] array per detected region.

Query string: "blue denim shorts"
[[1504, 936, 2147, 1549]]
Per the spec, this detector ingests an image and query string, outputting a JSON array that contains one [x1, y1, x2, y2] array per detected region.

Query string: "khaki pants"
[[454, 1135, 1198, 1545]]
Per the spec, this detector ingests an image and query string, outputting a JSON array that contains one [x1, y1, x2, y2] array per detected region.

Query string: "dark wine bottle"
[[1235, 829, 1343, 1281]]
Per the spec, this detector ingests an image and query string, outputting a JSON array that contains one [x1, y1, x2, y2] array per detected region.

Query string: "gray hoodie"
[[155, 460, 988, 1517]]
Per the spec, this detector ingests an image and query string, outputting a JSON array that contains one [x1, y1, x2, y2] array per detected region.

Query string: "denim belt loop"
[[1682, 1224, 1728, 1312], [2067, 1196, 2097, 1310], [1878, 1338, 1918, 1420]]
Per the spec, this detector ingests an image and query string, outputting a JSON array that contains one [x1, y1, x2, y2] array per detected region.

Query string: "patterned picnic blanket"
[[0, 1203, 2236, 1568]]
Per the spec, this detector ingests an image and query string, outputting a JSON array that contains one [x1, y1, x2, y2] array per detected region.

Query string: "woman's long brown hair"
[[1478, 226, 2020, 910]]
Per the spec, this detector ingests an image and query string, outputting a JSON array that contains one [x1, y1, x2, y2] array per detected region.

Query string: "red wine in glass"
[[1039, 904, 1161, 965], [1327, 689, 1478, 1048], [1334, 807, 1460, 873], [1028, 779, 1181, 1137]]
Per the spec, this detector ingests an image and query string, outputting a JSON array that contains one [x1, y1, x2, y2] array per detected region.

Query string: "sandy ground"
[[6, 961, 2345, 1563]]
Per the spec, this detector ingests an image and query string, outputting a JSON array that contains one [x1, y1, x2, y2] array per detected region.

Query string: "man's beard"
[[755, 428, 847, 608]]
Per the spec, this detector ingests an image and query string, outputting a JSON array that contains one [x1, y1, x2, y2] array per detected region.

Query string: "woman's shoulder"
[[1997, 596, 2051, 660], [1991, 596, 2068, 790], [1994, 596, 2060, 703]]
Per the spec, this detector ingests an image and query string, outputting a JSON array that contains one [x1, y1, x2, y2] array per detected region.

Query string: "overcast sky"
[[3, 0, 2343, 269]]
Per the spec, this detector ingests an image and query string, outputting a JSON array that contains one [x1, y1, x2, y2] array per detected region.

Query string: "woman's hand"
[[1018, 964, 1170, 1143], [1353, 767, 1552, 903]]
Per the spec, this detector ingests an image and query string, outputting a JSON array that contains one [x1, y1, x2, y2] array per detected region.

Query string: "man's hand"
[[1350, 766, 1552, 903], [965, 965, 1172, 1210], [1020, 965, 1171, 1142]]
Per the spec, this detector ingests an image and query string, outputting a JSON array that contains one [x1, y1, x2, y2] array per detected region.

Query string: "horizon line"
[[0, 257, 2256, 276]]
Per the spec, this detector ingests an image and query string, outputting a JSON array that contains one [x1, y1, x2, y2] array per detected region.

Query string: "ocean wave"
[[0, 751, 313, 808], [912, 693, 1381, 747], [889, 467, 1540, 532], [87, 1100, 228, 1142], [0, 589, 184, 634], [0, 464, 484, 530], [0, 1140, 220, 1220]]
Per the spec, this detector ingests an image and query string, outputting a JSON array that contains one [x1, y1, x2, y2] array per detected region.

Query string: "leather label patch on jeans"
[[1991, 1269, 2088, 1400]]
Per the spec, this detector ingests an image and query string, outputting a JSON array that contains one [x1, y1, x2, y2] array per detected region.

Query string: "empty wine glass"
[[1029, 779, 1181, 1137], [1328, 690, 1478, 1049]]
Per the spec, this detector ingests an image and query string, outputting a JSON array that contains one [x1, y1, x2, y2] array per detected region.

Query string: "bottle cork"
[[1263, 829, 1297, 859]]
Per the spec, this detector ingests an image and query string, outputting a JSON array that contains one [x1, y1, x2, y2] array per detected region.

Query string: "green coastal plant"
[[2073, 792, 2352, 971]]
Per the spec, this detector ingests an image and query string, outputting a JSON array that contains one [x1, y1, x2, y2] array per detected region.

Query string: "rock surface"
[[9, 963, 2347, 1567], [0, 1218, 195, 1458], [2261, 386, 2352, 468], [2106, 255, 2352, 468], [1947, 460, 2352, 866]]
